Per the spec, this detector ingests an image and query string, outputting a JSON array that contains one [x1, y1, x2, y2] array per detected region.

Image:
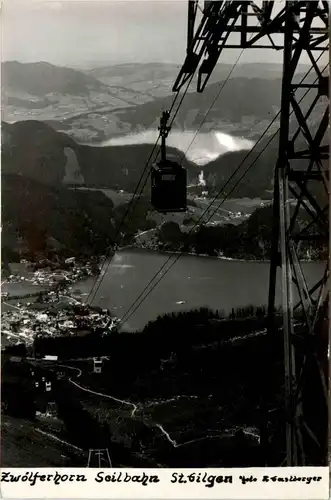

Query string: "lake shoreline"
[[116, 244, 268, 264], [3, 248, 324, 331], [116, 244, 320, 265]]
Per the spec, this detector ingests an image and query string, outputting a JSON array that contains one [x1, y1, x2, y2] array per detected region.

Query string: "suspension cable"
[[178, 47, 248, 165], [88, 40, 249, 307], [119, 61, 326, 326], [86, 74, 196, 305], [86, 18, 262, 306]]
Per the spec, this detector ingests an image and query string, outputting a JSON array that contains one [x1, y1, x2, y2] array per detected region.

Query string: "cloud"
[[98, 129, 254, 166]]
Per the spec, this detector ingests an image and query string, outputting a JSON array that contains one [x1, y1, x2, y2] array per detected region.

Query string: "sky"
[[1, 0, 322, 68]]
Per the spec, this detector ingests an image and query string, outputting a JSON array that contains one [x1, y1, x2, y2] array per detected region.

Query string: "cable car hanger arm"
[[158, 110, 171, 162]]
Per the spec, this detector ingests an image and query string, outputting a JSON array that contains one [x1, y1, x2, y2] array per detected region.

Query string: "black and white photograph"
[[1, 0, 329, 470]]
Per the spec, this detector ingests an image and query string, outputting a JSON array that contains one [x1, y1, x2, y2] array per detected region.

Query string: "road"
[[3, 337, 262, 467], [5, 323, 266, 464], [55, 361, 260, 449], [58, 364, 139, 417]]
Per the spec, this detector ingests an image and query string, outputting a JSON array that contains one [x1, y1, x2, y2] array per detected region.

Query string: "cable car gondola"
[[151, 111, 187, 213], [151, 159, 187, 213]]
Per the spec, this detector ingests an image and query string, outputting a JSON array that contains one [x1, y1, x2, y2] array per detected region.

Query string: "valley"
[[2, 60, 313, 142], [1, 47, 328, 471]]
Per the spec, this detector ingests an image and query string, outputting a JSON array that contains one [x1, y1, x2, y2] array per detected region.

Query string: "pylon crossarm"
[[174, 1, 328, 93]]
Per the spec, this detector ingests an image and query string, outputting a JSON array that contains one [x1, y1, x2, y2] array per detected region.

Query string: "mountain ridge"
[[2, 61, 112, 97], [1, 119, 199, 187], [2, 60, 311, 142], [1, 60, 324, 263]]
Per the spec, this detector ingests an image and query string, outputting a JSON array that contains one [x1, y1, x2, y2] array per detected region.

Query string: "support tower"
[[173, 0, 329, 466]]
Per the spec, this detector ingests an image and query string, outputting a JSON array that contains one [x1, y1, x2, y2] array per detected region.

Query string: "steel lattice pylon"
[[267, 2, 329, 466], [173, 0, 329, 466]]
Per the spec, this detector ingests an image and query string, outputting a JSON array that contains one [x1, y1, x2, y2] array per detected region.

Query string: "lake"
[[72, 248, 325, 332]]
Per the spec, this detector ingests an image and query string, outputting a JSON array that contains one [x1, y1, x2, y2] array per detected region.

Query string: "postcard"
[[1, 1, 329, 498]]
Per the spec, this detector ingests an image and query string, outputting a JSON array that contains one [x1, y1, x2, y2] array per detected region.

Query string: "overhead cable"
[[120, 61, 326, 326]]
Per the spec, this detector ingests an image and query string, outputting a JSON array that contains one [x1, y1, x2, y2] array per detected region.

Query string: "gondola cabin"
[[151, 160, 187, 213]]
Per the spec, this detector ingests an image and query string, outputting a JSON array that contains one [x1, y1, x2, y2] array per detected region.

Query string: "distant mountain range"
[[1, 60, 324, 262], [2, 60, 313, 143], [1, 118, 192, 260], [1, 116, 272, 261], [1, 118, 284, 198], [2, 61, 112, 97]]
